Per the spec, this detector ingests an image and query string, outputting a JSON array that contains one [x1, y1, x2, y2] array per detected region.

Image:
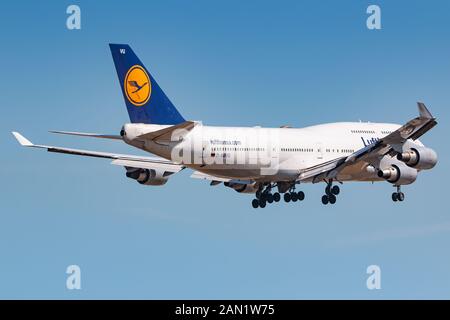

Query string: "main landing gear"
[[321, 180, 340, 205], [252, 183, 305, 209], [283, 188, 305, 203], [392, 185, 405, 202]]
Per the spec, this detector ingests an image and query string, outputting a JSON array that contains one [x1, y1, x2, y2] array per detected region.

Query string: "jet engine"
[[397, 147, 437, 170], [377, 163, 417, 185], [224, 181, 259, 193], [125, 168, 169, 186]]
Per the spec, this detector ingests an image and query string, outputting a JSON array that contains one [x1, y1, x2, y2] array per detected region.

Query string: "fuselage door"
[[317, 142, 324, 160], [202, 140, 212, 164]]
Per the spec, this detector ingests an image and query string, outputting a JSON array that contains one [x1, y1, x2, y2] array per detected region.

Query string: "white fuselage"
[[123, 121, 425, 183]]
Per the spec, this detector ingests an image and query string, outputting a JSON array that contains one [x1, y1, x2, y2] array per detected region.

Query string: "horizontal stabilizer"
[[12, 131, 183, 168], [49, 130, 122, 140], [137, 121, 197, 142]]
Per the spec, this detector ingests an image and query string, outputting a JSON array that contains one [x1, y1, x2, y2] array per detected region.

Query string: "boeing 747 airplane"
[[12, 44, 438, 208]]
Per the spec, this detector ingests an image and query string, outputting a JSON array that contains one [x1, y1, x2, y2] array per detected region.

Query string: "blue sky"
[[1, 0, 449, 299]]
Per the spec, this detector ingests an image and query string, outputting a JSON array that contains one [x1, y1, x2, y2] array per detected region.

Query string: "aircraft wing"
[[190, 171, 256, 187], [190, 171, 230, 186], [12, 132, 184, 173], [298, 102, 437, 183]]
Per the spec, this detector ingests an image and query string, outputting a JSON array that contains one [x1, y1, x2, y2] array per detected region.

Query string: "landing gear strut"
[[253, 184, 275, 209], [252, 182, 304, 208], [321, 180, 341, 205], [392, 185, 405, 202], [283, 185, 305, 203]]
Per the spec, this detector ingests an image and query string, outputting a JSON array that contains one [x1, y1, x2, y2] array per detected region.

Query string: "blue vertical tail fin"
[[109, 44, 185, 124]]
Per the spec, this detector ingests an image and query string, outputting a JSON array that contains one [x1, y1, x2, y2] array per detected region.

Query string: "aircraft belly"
[[187, 164, 299, 181], [189, 165, 261, 179]]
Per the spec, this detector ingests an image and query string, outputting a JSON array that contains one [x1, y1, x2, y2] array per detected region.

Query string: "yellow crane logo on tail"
[[124, 65, 151, 106]]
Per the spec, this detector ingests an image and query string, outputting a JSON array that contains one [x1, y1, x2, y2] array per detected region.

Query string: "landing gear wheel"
[[284, 193, 291, 203], [252, 199, 259, 208], [267, 193, 274, 204], [397, 192, 405, 202], [297, 191, 305, 201], [291, 192, 298, 202], [273, 192, 281, 202], [328, 194, 336, 204], [331, 185, 340, 195], [321, 195, 329, 205], [392, 192, 398, 202], [325, 185, 331, 196], [255, 190, 262, 199], [259, 199, 266, 208]]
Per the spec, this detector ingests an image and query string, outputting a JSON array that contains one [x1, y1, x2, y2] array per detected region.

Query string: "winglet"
[[417, 102, 433, 119], [11, 132, 33, 146]]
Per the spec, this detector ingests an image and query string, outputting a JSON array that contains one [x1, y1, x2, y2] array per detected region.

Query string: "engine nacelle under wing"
[[224, 181, 259, 193], [397, 147, 437, 170], [126, 168, 169, 186], [377, 162, 417, 185]]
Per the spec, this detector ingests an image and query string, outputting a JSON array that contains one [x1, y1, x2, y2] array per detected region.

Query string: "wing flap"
[[190, 171, 231, 183], [190, 171, 256, 187], [298, 157, 346, 182], [111, 159, 183, 172]]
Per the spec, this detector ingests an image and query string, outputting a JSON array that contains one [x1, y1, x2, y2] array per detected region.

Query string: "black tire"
[[398, 192, 405, 202], [252, 199, 259, 208], [267, 193, 274, 204], [255, 190, 261, 199], [392, 192, 398, 202], [284, 193, 291, 202], [321, 195, 329, 205], [273, 192, 281, 202], [328, 194, 336, 204], [259, 199, 266, 208], [291, 192, 298, 202], [331, 185, 340, 195], [325, 185, 331, 195], [297, 191, 305, 201]]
